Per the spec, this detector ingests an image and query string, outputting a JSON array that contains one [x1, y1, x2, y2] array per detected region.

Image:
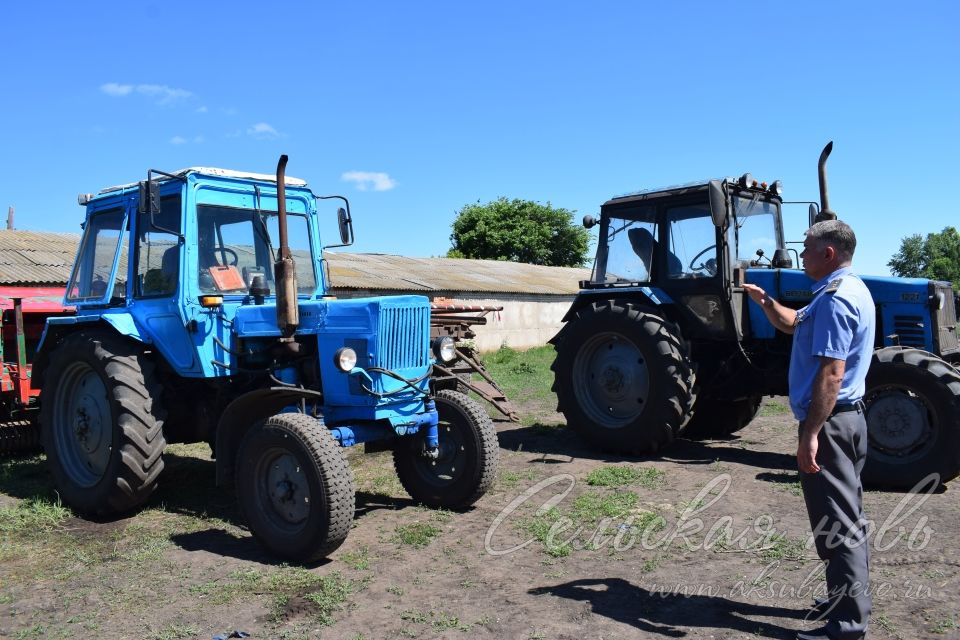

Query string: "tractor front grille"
[[932, 282, 959, 355], [893, 315, 926, 348], [376, 304, 430, 370]]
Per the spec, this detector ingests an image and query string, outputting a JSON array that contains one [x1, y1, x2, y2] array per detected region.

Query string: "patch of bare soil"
[[2, 398, 959, 639]]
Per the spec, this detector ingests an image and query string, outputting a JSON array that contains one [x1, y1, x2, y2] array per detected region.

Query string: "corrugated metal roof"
[[0, 230, 590, 295], [0, 231, 79, 284], [327, 252, 590, 295]]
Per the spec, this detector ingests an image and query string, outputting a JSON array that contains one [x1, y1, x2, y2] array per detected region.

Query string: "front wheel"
[[862, 348, 960, 489], [235, 413, 355, 561], [393, 390, 499, 508]]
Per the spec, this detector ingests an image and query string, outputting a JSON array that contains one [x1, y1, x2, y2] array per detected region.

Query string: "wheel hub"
[[54, 364, 112, 487], [600, 365, 626, 394], [265, 454, 310, 524], [867, 392, 929, 454], [73, 395, 105, 454], [573, 332, 650, 429]]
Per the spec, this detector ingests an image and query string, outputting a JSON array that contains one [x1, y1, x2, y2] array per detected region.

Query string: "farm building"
[[0, 230, 588, 351]]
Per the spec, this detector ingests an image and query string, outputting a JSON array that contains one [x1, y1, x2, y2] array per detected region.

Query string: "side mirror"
[[337, 207, 353, 246], [708, 180, 727, 227], [807, 203, 819, 228], [138, 180, 161, 216]]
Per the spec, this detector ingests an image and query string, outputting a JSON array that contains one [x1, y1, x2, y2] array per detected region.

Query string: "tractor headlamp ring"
[[334, 347, 358, 372], [432, 336, 458, 363]]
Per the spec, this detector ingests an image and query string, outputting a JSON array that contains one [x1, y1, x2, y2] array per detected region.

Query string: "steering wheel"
[[216, 247, 239, 266], [688, 245, 717, 273]]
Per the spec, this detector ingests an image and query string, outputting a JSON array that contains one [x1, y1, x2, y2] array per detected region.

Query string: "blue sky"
[[1, 1, 957, 277]]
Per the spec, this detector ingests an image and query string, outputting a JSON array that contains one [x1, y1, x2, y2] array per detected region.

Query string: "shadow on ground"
[[530, 577, 807, 638], [496, 423, 796, 472]]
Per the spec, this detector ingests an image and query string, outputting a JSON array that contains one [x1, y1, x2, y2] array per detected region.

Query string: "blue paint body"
[[37, 169, 437, 445], [744, 268, 941, 351]]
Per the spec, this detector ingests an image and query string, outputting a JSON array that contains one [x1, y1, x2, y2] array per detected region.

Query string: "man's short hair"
[[805, 220, 857, 259]]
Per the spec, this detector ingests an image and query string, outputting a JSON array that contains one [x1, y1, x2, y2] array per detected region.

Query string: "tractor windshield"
[[196, 205, 316, 294], [731, 195, 779, 266], [595, 205, 658, 283]]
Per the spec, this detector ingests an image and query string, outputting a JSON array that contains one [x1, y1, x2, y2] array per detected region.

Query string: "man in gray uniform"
[[743, 220, 875, 640]]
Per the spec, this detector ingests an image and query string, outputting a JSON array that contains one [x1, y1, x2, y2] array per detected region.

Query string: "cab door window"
[[666, 203, 718, 278], [136, 195, 182, 297]]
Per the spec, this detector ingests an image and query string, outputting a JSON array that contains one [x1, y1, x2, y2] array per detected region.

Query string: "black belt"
[[830, 400, 865, 417]]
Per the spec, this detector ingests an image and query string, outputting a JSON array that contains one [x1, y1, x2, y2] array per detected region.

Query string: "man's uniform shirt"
[[788, 266, 877, 422]]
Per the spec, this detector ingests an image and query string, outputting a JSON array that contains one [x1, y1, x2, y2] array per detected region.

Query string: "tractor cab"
[[584, 176, 789, 341]]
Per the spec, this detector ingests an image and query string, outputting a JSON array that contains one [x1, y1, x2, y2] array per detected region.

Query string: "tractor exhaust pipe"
[[274, 154, 299, 338], [815, 141, 837, 223]]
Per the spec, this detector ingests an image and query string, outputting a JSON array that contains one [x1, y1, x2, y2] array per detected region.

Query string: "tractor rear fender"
[[553, 288, 676, 342], [215, 387, 325, 488], [32, 314, 147, 386]]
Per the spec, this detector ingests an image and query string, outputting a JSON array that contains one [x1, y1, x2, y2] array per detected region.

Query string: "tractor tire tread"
[[41, 330, 166, 516], [551, 300, 696, 453]]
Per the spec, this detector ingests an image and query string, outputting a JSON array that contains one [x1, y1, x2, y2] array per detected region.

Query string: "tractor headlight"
[[770, 180, 783, 196], [334, 347, 358, 372], [432, 336, 457, 363]]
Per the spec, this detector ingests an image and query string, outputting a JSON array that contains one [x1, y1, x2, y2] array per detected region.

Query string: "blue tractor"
[[551, 143, 960, 489], [33, 156, 498, 560]]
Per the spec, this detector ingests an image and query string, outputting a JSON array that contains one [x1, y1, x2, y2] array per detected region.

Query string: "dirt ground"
[[2, 395, 960, 640]]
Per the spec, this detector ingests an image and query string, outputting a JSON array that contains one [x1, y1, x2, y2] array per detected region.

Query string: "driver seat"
[[628, 228, 683, 276]]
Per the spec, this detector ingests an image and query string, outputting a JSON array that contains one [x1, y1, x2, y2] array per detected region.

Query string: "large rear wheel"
[[862, 347, 960, 489], [235, 413, 355, 561], [394, 390, 499, 508], [40, 331, 166, 515], [551, 300, 696, 453]]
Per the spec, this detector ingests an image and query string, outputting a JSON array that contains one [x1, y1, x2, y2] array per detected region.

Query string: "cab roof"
[[97, 167, 308, 195]]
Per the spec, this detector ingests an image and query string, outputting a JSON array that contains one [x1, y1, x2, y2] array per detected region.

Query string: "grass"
[[393, 522, 441, 548], [759, 399, 790, 416], [931, 616, 958, 634], [572, 490, 639, 521], [400, 609, 473, 632], [498, 468, 541, 490], [148, 623, 201, 640], [759, 535, 808, 561], [519, 487, 665, 557], [191, 566, 354, 626], [585, 466, 665, 489], [341, 546, 372, 570], [481, 346, 559, 424], [0, 496, 70, 535]]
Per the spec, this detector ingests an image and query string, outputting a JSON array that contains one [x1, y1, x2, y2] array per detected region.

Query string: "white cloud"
[[100, 82, 192, 104], [341, 171, 398, 192], [101, 82, 133, 96], [170, 135, 204, 145], [136, 84, 192, 104], [247, 122, 281, 139], [196, 105, 208, 113]]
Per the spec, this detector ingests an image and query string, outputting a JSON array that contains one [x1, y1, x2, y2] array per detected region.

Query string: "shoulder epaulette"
[[825, 278, 843, 293]]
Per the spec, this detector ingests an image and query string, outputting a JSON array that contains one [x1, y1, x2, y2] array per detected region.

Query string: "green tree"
[[448, 197, 590, 267], [888, 227, 960, 283]]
